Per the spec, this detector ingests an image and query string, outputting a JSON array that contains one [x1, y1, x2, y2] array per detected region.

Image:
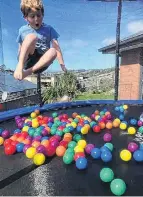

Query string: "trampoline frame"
[[0, 99, 143, 122]]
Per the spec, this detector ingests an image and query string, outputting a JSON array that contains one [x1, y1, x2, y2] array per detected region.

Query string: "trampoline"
[[0, 100, 143, 196]]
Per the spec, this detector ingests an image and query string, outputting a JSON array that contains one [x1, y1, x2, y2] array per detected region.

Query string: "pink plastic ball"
[[103, 133, 112, 142], [128, 142, 139, 152], [138, 120, 143, 127]]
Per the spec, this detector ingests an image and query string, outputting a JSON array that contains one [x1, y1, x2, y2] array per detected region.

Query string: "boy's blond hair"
[[20, 0, 44, 17]]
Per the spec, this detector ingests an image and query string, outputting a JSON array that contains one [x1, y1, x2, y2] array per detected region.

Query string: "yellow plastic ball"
[[31, 112, 37, 119], [26, 147, 36, 159], [22, 125, 29, 132], [120, 149, 132, 161], [77, 139, 87, 148], [128, 127, 136, 135], [74, 146, 84, 153], [120, 123, 127, 130], [81, 127, 89, 135], [123, 105, 128, 110], [33, 153, 46, 166], [95, 115, 100, 121], [32, 121, 39, 128], [71, 122, 77, 128], [0, 137, 4, 145]]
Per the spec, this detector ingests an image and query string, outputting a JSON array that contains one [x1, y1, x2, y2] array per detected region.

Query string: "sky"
[[0, 0, 143, 72]]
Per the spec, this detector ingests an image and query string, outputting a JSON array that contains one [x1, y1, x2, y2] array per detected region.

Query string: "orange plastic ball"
[[56, 146, 66, 157], [106, 122, 113, 129]]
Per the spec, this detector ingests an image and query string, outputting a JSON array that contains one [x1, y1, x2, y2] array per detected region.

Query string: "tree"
[[42, 71, 78, 103]]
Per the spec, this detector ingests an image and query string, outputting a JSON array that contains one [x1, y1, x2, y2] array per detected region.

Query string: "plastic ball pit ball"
[[33, 153, 46, 166], [128, 142, 139, 153], [103, 133, 112, 142], [100, 168, 114, 182], [120, 149, 132, 162], [110, 178, 126, 196], [76, 157, 87, 170]]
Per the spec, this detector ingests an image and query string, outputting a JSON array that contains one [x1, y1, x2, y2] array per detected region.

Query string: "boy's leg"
[[22, 48, 57, 79], [14, 34, 37, 80]]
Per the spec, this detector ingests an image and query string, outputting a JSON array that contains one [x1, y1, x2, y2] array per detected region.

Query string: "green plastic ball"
[[104, 143, 114, 152], [100, 168, 114, 182], [63, 153, 74, 164], [110, 178, 126, 196]]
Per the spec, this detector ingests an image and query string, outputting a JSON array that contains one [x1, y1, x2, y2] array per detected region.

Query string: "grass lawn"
[[75, 93, 114, 100]]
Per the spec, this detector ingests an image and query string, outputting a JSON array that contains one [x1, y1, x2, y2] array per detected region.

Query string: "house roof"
[[0, 73, 37, 93], [98, 31, 143, 54]]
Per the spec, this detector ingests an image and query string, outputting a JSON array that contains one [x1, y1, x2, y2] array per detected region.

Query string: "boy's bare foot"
[[14, 66, 23, 80]]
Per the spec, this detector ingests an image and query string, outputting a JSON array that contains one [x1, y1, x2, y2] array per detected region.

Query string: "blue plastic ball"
[[133, 150, 143, 162], [16, 143, 25, 153], [130, 119, 137, 126], [115, 106, 119, 111], [91, 148, 101, 159], [77, 126, 82, 133], [100, 146, 110, 153], [119, 114, 124, 121], [101, 151, 112, 162], [14, 129, 21, 134], [76, 157, 87, 170], [47, 122, 53, 128], [0, 128, 4, 135]]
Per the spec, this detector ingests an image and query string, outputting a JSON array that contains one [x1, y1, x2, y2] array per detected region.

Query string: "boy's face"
[[25, 9, 43, 29]]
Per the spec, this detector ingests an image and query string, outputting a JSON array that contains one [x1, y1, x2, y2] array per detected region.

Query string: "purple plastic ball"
[[23, 144, 31, 154], [42, 129, 48, 136], [22, 117, 26, 122], [17, 122, 23, 129], [48, 117, 54, 122], [26, 136, 33, 141], [103, 133, 112, 142], [85, 144, 95, 154], [128, 142, 139, 153], [106, 114, 112, 120], [91, 114, 95, 119], [33, 136, 42, 142], [2, 130, 10, 139], [138, 120, 143, 127], [36, 145, 46, 154], [15, 116, 21, 120]]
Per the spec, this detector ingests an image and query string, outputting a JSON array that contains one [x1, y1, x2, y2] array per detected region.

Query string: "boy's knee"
[[50, 48, 57, 58]]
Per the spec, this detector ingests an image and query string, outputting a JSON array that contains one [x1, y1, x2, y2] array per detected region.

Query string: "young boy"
[[14, 0, 67, 80]]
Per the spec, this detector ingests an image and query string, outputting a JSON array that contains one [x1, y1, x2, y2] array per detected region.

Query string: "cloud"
[[127, 20, 143, 34], [102, 38, 115, 46], [2, 28, 9, 37], [61, 39, 89, 48]]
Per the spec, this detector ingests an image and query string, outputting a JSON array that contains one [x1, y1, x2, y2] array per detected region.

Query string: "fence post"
[[37, 73, 43, 107]]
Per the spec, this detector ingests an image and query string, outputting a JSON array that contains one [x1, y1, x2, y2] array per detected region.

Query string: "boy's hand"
[[60, 64, 67, 72], [14, 66, 23, 80]]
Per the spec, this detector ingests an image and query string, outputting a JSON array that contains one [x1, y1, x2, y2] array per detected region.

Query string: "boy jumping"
[[14, 0, 67, 80]]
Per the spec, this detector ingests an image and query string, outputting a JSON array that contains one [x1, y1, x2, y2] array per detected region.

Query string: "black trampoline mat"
[[0, 105, 143, 196]]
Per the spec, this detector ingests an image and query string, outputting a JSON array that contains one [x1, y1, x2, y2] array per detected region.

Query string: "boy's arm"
[[18, 44, 22, 58], [51, 39, 67, 72]]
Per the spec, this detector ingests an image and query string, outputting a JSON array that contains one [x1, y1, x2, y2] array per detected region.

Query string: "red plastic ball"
[[45, 146, 56, 157], [93, 125, 101, 133], [4, 139, 13, 147], [4, 144, 16, 155], [74, 152, 85, 161]]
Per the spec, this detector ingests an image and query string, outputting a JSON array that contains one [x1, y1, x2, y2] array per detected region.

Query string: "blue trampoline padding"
[[0, 100, 143, 122]]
